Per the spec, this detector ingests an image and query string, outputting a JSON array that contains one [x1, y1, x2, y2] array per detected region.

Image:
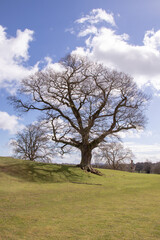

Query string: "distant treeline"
[[93, 161, 160, 174], [134, 161, 160, 174]]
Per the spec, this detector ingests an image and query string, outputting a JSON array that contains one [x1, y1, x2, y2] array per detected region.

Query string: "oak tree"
[[10, 55, 149, 174]]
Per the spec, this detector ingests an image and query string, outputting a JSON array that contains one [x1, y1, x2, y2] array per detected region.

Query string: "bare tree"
[[11, 123, 53, 162], [9, 54, 149, 174], [95, 142, 134, 170]]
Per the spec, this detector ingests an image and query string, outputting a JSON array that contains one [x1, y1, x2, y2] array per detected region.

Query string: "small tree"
[[10, 54, 149, 174], [11, 123, 53, 162], [95, 142, 134, 170]]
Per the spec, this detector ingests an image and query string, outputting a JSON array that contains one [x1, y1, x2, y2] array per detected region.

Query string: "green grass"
[[0, 157, 160, 240]]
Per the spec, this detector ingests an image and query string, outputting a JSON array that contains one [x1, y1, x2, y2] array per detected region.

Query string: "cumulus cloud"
[[43, 56, 66, 73], [78, 26, 98, 37], [124, 142, 160, 162], [143, 29, 160, 49], [76, 9, 116, 40], [0, 26, 38, 93], [118, 129, 152, 139], [73, 9, 160, 91], [0, 111, 24, 134], [76, 9, 116, 26]]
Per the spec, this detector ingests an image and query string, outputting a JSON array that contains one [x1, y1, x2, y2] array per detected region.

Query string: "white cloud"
[[76, 9, 116, 26], [0, 111, 24, 134], [0, 26, 38, 93], [124, 142, 160, 162], [119, 129, 152, 139], [143, 29, 160, 49], [78, 26, 98, 37], [43, 56, 65, 72], [73, 9, 160, 91]]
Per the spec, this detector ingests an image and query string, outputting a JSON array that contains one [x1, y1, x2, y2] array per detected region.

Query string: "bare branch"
[[9, 54, 149, 170]]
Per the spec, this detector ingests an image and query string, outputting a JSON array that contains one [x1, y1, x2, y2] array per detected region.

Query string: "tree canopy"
[[11, 123, 53, 162], [10, 54, 149, 173]]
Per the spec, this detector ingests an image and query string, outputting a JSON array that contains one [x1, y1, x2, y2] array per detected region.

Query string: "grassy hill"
[[0, 156, 160, 240]]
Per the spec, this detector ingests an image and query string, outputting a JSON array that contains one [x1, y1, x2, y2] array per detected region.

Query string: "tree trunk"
[[80, 145, 92, 170], [79, 145, 103, 176]]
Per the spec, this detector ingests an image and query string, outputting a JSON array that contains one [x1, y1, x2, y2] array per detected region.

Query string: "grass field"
[[0, 156, 160, 240]]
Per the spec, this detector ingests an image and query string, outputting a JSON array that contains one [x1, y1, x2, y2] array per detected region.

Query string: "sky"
[[1, 0, 160, 163]]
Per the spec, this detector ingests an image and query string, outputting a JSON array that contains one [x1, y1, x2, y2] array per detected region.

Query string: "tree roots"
[[77, 165, 103, 176]]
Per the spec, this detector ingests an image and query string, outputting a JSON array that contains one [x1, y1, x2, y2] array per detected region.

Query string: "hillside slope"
[[0, 156, 98, 184], [0, 157, 160, 240]]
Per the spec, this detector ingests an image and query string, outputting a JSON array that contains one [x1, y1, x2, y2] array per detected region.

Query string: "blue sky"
[[1, 0, 160, 163]]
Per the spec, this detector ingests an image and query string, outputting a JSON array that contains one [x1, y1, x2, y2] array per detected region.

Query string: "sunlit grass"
[[0, 157, 160, 239]]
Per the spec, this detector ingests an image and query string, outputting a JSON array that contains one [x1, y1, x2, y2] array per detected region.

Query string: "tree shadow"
[[0, 161, 88, 183]]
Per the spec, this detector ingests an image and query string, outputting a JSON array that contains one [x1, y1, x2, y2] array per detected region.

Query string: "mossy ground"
[[0, 156, 160, 240]]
